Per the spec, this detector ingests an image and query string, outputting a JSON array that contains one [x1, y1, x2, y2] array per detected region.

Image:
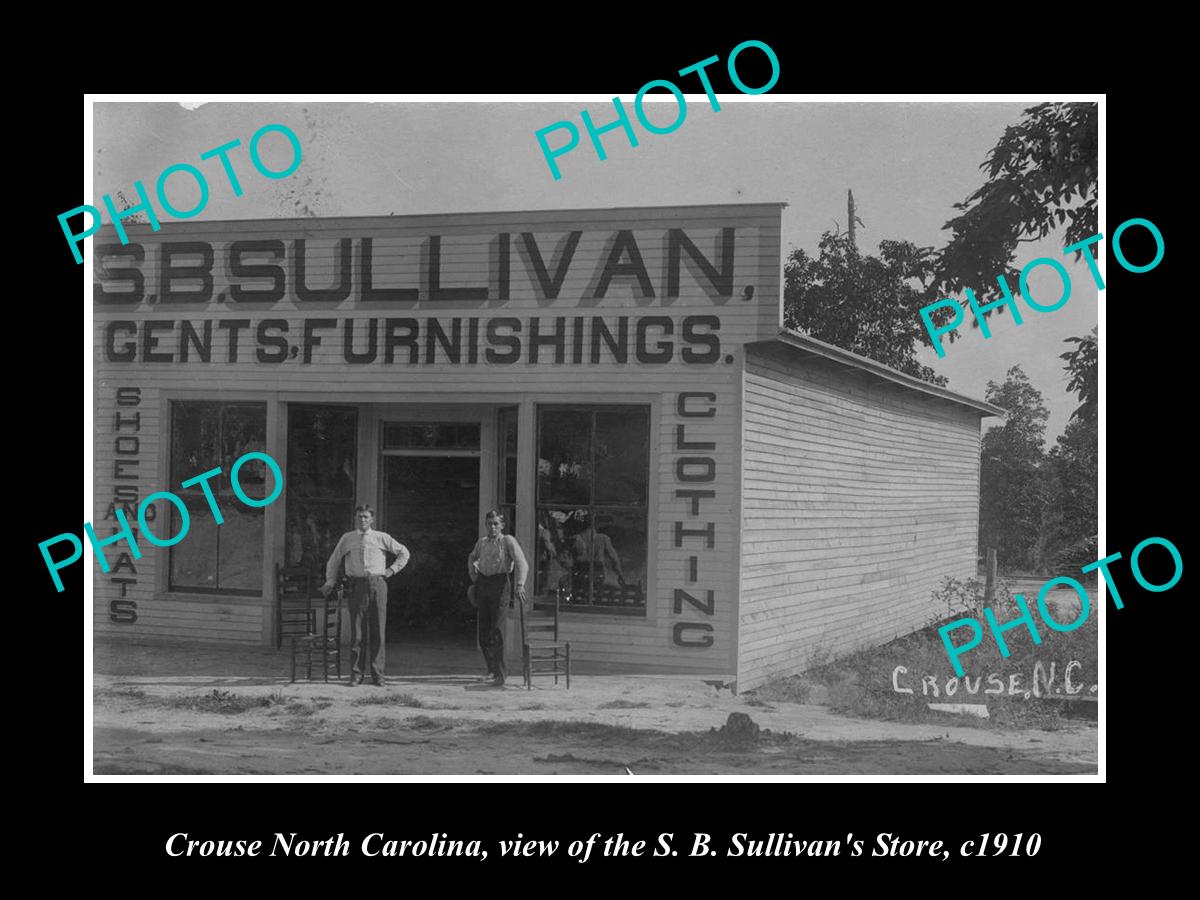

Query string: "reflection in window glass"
[[383, 423, 480, 451], [169, 495, 219, 590], [595, 409, 649, 504], [223, 404, 268, 497], [170, 401, 219, 486], [289, 407, 357, 500], [170, 402, 267, 594], [286, 405, 358, 576], [590, 508, 647, 606], [536, 406, 649, 612], [538, 410, 592, 506], [497, 407, 518, 540]]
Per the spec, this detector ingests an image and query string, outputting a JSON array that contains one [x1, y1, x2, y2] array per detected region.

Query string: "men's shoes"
[[372, 677, 386, 687], [478, 672, 495, 682], [489, 675, 506, 687], [348, 676, 361, 687]]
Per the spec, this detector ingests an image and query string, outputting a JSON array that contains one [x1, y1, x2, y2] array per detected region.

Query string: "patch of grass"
[[351, 693, 424, 708], [165, 689, 288, 714], [284, 699, 333, 717], [749, 641, 835, 705], [747, 583, 1098, 732], [597, 699, 651, 710], [476, 715, 779, 755]]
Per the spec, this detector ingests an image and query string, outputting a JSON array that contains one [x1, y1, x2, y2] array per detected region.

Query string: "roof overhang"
[[748, 328, 1005, 418]]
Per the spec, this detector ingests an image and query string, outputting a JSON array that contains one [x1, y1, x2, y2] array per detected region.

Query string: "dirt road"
[[91, 640, 1096, 776]]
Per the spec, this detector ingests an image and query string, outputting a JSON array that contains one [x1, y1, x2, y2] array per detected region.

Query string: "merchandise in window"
[[536, 406, 649, 612]]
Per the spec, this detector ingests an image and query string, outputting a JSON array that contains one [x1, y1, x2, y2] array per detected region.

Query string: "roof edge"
[[752, 329, 1005, 418], [108, 201, 791, 233]]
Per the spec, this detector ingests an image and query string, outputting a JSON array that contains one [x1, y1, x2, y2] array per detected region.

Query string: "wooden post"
[[984, 549, 997, 605], [847, 189, 858, 253]]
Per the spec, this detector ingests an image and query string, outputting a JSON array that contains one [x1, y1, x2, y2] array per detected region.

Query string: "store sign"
[[107, 386, 143, 622], [94, 228, 736, 305], [101, 314, 724, 366], [672, 391, 719, 649]]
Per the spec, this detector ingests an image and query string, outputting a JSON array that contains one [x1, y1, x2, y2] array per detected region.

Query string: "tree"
[[979, 366, 1048, 572], [1036, 417, 1097, 571], [784, 229, 947, 385], [1035, 327, 1098, 569], [931, 102, 1098, 337], [1060, 328, 1098, 427]]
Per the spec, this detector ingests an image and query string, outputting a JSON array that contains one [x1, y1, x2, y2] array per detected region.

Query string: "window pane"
[[591, 508, 647, 607], [221, 404, 268, 493], [171, 401, 219, 487], [535, 405, 648, 613], [498, 407, 518, 505], [535, 508, 573, 597], [594, 408, 649, 505], [383, 422, 480, 450], [287, 499, 354, 576], [554, 508, 593, 603], [218, 502, 264, 591], [169, 401, 267, 594], [538, 410, 591, 505], [169, 495, 219, 590], [288, 406, 357, 500]]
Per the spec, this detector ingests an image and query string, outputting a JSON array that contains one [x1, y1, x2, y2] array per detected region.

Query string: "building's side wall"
[[737, 345, 982, 691]]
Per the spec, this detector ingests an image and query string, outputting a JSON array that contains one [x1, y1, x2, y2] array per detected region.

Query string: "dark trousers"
[[475, 572, 508, 681], [348, 575, 388, 680]]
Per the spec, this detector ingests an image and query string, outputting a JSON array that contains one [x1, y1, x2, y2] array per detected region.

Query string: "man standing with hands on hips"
[[322, 505, 410, 687]]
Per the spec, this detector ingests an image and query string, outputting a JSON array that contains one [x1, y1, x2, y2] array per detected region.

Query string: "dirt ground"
[[91, 639, 1097, 776]]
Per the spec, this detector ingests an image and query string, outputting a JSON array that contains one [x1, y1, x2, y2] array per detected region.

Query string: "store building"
[[92, 203, 1000, 690]]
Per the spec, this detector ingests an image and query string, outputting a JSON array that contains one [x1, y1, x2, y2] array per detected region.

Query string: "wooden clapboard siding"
[[94, 596, 263, 643], [92, 204, 776, 671], [736, 344, 984, 691]]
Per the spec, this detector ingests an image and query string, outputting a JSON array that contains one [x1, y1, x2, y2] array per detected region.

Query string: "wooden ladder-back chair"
[[519, 586, 571, 689], [275, 564, 343, 683]]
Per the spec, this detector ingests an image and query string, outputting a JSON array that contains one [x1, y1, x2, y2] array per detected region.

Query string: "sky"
[[92, 99, 1099, 440]]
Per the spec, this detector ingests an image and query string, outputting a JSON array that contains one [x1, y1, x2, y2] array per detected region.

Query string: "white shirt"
[[323, 528, 409, 590]]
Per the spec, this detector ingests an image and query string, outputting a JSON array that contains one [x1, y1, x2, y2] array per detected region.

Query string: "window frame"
[[535, 403, 651, 616], [496, 406, 519, 535]]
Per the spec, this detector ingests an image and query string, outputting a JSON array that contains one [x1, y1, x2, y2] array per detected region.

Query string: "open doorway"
[[380, 425, 481, 641]]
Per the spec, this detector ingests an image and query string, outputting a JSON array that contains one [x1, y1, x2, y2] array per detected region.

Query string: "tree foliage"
[[979, 366, 1049, 571], [1035, 327, 1099, 569], [784, 230, 947, 386], [1036, 417, 1097, 571], [1061, 327, 1097, 426], [979, 348, 1098, 573], [932, 103, 1098, 335]]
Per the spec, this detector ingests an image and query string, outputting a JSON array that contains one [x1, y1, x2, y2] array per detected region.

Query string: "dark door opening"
[[381, 456, 480, 639]]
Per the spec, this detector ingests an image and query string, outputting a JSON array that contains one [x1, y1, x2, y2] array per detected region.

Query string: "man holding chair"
[[467, 510, 529, 686]]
